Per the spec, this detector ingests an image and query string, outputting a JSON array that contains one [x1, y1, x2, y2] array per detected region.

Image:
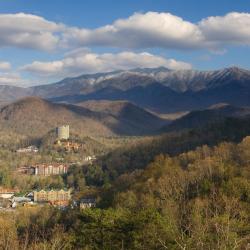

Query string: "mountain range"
[[1, 66, 250, 113]]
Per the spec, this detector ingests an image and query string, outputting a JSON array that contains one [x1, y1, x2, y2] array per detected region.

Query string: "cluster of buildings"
[[17, 163, 68, 176], [0, 187, 33, 209], [16, 125, 69, 154], [33, 164, 68, 176], [55, 140, 83, 152], [5, 125, 99, 211], [0, 187, 96, 210], [34, 189, 71, 206], [55, 125, 85, 152], [0, 187, 72, 209]]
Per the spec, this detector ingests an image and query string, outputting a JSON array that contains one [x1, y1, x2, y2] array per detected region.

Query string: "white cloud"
[[0, 13, 63, 51], [63, 12, 205, 50], [21, 50, 192, 78], [63, 12, 250, 50], [1, 11, 250, 52], [0, 61, 11, 71], [0, 72, 29, 86], [199, 12, 250, 45]]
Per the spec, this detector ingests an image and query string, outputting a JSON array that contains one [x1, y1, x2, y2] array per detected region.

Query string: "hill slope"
[[99, 116, 250, 177], [78, 100, 168, 122], [0, 97, 166, 137], [162, 104, 250, 132]]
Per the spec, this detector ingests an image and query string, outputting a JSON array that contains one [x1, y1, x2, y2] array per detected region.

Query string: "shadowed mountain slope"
[[162, 104, 250, 132], [0, 97, 166, 137]]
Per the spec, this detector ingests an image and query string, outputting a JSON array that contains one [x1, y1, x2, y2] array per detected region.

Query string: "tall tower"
[[56, 125, 70, 140]]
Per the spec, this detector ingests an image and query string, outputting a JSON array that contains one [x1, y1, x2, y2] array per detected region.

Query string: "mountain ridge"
[[162, 103, 250, 132], [1, 66, 250, 113], [0, 96, 166, 137]]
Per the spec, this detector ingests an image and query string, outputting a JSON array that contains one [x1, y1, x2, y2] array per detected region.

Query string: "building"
[[16, 145, 38, 153], [84, 155, 97, 164], [17, 166, 35, 175], [55, 140, 83, 152], [56, 125, 70, 140], [0, 187, 19, 199], [33, 189, 71, 205], [32, 164, 68, 176], [79, 198, 96, 209], [11, 197, 32, 208]]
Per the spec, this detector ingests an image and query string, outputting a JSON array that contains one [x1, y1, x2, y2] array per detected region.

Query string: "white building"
[[80, 198, 96, 209], [56, 125, 70, 140], [17, 145, 38, 153]]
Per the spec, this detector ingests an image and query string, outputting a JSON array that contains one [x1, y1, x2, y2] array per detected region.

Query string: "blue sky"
[[0, 0, 250, 86]]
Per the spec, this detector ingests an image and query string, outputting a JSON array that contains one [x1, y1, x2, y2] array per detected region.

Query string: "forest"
[[0, 128, 249, 249]]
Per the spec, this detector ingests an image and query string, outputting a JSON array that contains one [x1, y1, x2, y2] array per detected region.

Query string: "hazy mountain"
[[31, 66, 250, 96], [39, 66, 250, 113], [162, 103, 250, 132], [0, 85, 31, 104], [31, 71, 158, 98], [0, 97, 166, 137], [1, 66, 250, 113]]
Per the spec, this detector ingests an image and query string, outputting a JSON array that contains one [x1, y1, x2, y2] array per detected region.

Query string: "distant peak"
[[129, 66, 171, 74], [18, 96, 45, 102], [223, 66, 249, 74], [12, 96, 49, 107], [208, 103, 231, 110]]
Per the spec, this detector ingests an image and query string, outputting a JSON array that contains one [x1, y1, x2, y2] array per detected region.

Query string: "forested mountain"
[[96, 137, 250, 249], [0, 96, 166, 137], [163, 104, 250, 132], [96, 116, 250, 180], [2, 130, 249, 249]]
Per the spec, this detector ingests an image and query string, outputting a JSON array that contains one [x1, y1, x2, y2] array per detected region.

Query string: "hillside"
[[0, 97, 166, 138], [98, 137, 250, 249], [162, 104, 250, 132], [98, 116, 250, 177], [77, 99, 167, 126]]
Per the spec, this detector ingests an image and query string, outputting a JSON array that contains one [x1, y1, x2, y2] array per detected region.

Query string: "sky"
[[0, 0, 250, 86]]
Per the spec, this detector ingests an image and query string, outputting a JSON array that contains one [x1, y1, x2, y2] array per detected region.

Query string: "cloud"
[[199, 12, 250, 45], [63, 11, 250, 50], [0, 13, 63, 51], [0, 61, 11, 71], [21, 50, 192, 78], [1, 12, 250, 52], [63, 12, 205, 50], [0, 72, 29, 86]]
